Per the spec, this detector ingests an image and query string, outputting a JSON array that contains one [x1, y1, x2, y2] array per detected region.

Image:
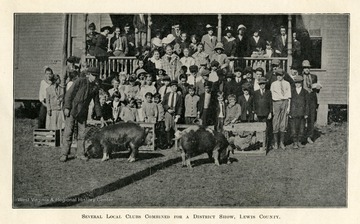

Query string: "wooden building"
[[13, 13, 349, 124]]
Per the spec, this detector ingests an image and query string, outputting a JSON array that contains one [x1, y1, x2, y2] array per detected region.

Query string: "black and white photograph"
[[2, 0, 359, 223]]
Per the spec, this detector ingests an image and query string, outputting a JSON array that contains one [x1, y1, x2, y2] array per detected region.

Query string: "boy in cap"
[[270, 68, 291, 150], [61, 67, 104, 162], [201, 24, 217, 57], [302, 60, 321, 144], [238, 83, 254, 122], [253, 77, 273, 150], [199, 81, 215, 125], [195, 69, 212, 95], [289, 75, 309, 149], [162, 80, 183, 148]]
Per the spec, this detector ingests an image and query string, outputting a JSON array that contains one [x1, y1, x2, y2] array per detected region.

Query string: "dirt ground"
[[13, 118, 347, 208]]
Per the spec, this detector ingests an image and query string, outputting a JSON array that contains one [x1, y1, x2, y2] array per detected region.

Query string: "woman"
[[38, 67, 54, 128]]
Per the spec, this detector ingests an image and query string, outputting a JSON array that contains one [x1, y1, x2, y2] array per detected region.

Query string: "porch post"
[[217, 14, 222, 40], [61, 14, 69, 88], [287, 14, 293, 72], [147, 14, 152, 46]]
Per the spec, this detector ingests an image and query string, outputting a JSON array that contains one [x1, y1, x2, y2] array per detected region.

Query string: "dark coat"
[[226, 79, 246, 98], [162, 92, 183, 116], [273, 35, 288, 57], [302, 73, 319, 107], [253, 89, 272, 117], [238, 95, 254, 121], [234, 35, 248, 57], [289, 88, 309, 117], [64, 77, 102, 122], [94, 34, 109, 57], [133, 15, 147, 32], [247, 36, 266, 56], [198, 92, 216, 116], [222, 36, 237, 57]]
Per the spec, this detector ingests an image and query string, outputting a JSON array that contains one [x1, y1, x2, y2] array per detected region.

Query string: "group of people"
[[38, 21, 319, 162], [86, 20, 303, 73]]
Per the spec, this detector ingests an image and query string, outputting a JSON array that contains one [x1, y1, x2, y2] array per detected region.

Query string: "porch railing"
[[85, 56, 288, 80]]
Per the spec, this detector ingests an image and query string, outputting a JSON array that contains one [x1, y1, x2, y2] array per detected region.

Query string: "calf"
[[175, 126, 232, 168], [87, 122, 149, 162]]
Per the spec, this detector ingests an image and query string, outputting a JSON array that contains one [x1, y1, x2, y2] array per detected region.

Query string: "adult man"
[[201, 24, 217, 57], [110, 26, 128, 57], [265, 59, 282, 86], [124, 23, 136, 56], [270, 68, 291, 150], [162, 80, 183, 148], [302, 60, 321, 144], [133, 14, 147, 48], [60, 67, 104, 162], [274, 26, 288, 57]]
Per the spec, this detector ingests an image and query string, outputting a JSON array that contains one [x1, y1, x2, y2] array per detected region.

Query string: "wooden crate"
[[223, 122, 267, 156], [33, 129, 61, 147], [138, 122, 156, 151]]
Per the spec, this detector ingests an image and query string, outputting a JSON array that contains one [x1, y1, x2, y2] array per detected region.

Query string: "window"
[[310, 36, 322, 69]]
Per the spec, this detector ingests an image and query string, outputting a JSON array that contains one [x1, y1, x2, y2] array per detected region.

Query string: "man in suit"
[[162, 80, 183, 148], [274, 26, 288, 57], [201, 24, 217, 58], [253, 77, 273, 150], [289, 75, 309, 149], [110, 26, 128, 57], [60, 67, 104, 162], [302, 60, 321, 144]]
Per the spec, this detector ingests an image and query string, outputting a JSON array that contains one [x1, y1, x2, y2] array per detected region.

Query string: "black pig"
[[175, 126, 232, 168], [87, 122, 150, 162]]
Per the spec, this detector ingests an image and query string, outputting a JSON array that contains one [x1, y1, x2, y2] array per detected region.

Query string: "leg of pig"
[[185, 153, 192, 168], [128, 142, 137, 163], [213, 147, 220, 166], [101, 142, 109, 162], [181, 150, 186, 167]]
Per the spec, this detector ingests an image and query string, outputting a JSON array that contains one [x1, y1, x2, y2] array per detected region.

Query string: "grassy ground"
[[13, 118, 347, 208]]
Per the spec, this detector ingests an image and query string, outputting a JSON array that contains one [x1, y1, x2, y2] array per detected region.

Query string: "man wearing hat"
[[210, 43, 230, 71], [235, 24, 248, 58], [270, 68, 291, 150], [201, 24, 217, 57], [60, 67, 104, 162], [301, 60, 321, 144], [133, 14, 147, 48], [253, 77, 273, 150], [238, 82, 255, 122], [289, 75, 309, 149], [86, 23, 99, 56], [222, 26, 236, 57], [162, 80, 183, 148], [265, 59, 291, 87]]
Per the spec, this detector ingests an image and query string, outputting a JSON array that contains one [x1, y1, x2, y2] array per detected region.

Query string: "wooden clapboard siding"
[[14, 14, 65, 100], [299, 14, 349, 105]]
